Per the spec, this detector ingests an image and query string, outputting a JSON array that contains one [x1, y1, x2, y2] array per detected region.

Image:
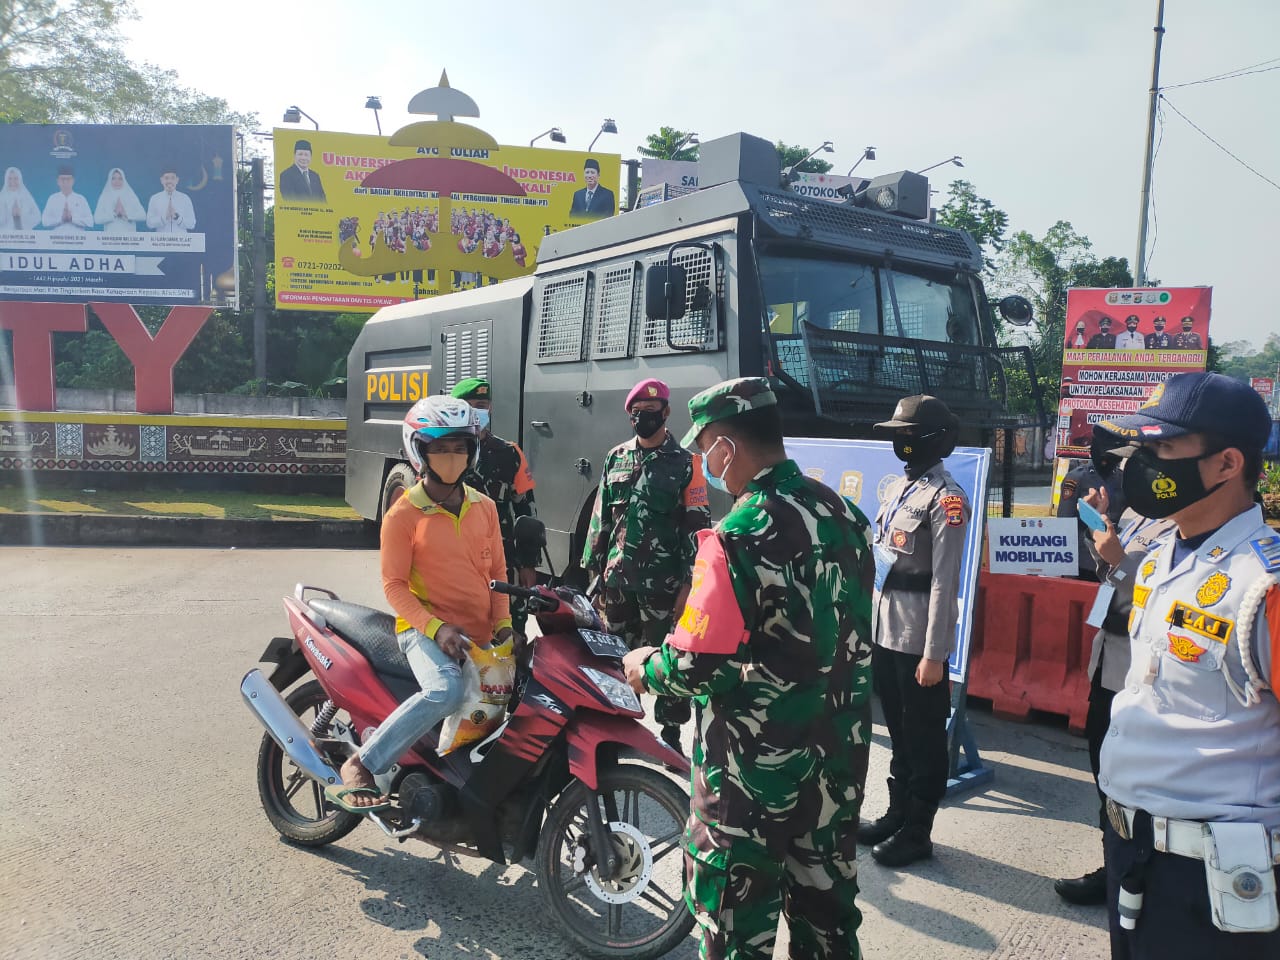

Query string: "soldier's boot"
[[856, 778, 906, 846], [1054, 835, 1107, 905], [871, 798, 935, 867]]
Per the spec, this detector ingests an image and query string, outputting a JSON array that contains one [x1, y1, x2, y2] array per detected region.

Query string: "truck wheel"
[[380, 463, 415, 518]]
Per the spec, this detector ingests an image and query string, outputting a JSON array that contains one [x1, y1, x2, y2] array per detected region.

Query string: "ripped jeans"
[[357, 628, 464, 774]]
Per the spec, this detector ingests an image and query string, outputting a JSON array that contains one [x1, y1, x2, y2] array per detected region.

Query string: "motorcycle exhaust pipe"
[[240, 669, 340, 786]]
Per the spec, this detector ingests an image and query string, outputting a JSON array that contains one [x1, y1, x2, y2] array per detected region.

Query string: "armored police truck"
[[346, 132, 1044, 576]]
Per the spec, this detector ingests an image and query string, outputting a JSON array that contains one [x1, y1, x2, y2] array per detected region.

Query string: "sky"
[[122, 0, 1278, 351]]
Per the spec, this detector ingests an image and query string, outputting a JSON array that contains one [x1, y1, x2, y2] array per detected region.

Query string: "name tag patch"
[[1165, 601, 1234, 645]]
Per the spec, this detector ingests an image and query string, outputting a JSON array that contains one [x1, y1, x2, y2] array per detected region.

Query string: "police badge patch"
[[940, 494, 965, 527], [1141, 558, 1157, 581], [1195, 572, 1230, 608]]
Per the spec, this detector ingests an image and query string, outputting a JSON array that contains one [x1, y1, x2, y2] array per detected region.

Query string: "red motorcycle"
[[241, 559, 694, 959]]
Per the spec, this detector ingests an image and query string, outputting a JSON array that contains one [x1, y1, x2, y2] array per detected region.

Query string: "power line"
[[1160, 94, 1280, 194], [1162, 56, 1280, 90], [1144, 99, 1165, 280]]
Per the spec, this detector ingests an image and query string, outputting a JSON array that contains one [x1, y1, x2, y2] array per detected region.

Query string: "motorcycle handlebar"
[[489, 580, 557, 610]]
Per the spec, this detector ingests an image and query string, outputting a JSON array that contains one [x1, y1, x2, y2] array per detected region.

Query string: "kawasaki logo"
[[304, 635, 332, 670]]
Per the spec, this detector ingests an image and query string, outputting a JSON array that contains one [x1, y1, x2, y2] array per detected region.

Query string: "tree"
[[774, 141, 833, 174], [1217, 334, 1280, 382], [0, 0, 252, 125], [935, 180, 1008, 275], [994, 221, 1133, 402], [637, 127, 699, 162]]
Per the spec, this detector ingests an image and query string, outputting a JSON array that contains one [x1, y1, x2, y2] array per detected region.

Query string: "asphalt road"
[[0, 546, 1109, 959]]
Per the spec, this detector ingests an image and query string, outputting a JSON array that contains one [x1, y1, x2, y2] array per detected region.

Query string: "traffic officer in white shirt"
[[146, 167, 196, 234], [1115, 315, 1145, 350], [1094, 371, 1280, 959], [857, 394, 970, 867], [40, 166, 93, 231]]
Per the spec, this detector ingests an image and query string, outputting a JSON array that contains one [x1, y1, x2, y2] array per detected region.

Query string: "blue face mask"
[[701, 437, 735, 494], [474, 408, 491, 431]]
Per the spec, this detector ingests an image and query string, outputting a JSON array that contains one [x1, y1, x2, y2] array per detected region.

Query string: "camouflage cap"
[[680, 377, 777, 448], [451, 377, 491, 401], [874, 394, 958, 432]]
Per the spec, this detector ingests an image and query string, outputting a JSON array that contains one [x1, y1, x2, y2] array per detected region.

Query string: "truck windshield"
[[760, 252, 982, 384]]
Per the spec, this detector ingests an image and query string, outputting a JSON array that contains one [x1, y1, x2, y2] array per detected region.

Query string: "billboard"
[[272, 130, 620, 312], [0, 124, 237, 308], [1055, 286, 1212, 458], [1251, 376, 1276, 415], [785, 438, 990, 682]]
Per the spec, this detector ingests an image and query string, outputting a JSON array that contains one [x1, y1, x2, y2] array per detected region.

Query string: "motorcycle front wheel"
[[255, 679, 362, 847], [535, 763, 694, 959]]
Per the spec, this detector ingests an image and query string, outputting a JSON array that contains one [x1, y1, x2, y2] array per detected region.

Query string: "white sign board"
[[641, 159, 868, 203], [987, 518, 1080, 577]]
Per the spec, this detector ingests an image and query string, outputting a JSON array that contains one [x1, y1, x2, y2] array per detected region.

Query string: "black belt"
[[884, 570, 932, 593]]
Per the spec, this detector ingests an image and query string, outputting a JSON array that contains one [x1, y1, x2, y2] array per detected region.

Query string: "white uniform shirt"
[[1100, 505, 1280, 829], [1115, 330, 1144, 349], [146, 190, 197, 233], [40, 192, 93, 231]]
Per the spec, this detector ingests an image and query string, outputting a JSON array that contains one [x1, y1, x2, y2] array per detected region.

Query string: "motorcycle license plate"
[[578, 629, 628, 660]]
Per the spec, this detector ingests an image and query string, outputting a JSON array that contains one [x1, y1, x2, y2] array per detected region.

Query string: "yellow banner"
[[272, 129, 621, 312]]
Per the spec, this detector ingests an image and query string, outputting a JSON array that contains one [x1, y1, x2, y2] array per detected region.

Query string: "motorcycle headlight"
[[580, 666, 641, 713]]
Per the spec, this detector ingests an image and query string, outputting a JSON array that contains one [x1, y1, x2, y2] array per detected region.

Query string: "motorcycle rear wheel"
[[535, 764, 694, 959], [255, 679, 362, 847]]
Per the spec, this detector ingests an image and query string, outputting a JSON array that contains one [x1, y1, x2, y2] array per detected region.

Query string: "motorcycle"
[[240, 521, 694, 960]]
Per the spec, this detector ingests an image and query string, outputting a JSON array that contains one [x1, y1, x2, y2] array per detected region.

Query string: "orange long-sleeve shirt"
[[380, 482, 511, 642]]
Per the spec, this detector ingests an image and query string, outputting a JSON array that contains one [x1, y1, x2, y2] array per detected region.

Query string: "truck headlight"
[[580, 666, 641, 713]]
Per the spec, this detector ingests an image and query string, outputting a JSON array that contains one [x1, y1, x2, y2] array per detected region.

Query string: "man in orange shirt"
[[326, 396, 512, 813]]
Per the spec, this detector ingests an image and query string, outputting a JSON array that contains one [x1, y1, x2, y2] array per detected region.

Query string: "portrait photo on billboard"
[[272, 129, 620, 312], [0, 124, 237, 308]]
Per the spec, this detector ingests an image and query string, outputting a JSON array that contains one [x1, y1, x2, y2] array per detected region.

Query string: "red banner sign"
[[1055, 287, 1212, 458]]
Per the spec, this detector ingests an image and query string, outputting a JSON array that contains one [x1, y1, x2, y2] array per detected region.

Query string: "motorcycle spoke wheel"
[[535, 764, 694, 959], [255, 679, 363, 847]]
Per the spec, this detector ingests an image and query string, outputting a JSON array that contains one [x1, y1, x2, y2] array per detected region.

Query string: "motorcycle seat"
[[307, 598, 415, 681]]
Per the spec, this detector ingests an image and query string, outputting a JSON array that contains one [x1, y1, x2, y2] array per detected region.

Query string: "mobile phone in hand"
[[1077, 499, 1107, 532]]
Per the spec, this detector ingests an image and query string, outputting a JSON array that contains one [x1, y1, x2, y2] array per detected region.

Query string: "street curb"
[[0, 513, 377, 548]]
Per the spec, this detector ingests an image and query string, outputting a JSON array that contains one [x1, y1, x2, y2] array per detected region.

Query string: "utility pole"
[[1134, 0, 1165, 286], [251, 157, 267, 385]]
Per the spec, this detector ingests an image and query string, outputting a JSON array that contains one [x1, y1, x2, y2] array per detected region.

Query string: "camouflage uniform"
[[641, 378, 875, 960], [452, 378, 538, 634], [582, 430, 710, 725]]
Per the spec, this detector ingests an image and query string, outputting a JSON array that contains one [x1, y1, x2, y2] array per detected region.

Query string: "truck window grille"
[[640, 248, 717, 354], [792, 323, 1045, 428], [442, 322, 491, 392], [535, 273, 588, 362], [592, 263, 636, 359]]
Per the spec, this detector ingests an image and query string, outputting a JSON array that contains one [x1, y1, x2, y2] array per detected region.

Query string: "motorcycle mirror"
[[513, 515, 547, 549]]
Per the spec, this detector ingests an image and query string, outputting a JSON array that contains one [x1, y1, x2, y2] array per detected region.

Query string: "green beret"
[[450, 378, 491, 401], [681, 376, 777, 448]]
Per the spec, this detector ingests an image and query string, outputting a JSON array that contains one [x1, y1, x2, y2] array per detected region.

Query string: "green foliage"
[[0, 0, 253, 126], [935, 180, 1008, 275], [637, 127, 699, 162], [775, 141, 833, 174], [1216, 333, 1280, 381]]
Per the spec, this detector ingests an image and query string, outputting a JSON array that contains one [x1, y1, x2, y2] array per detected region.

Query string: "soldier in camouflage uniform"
[[451, 378, 539, 633], [623, 377, 875, 960], [582, 377, 710, 750]]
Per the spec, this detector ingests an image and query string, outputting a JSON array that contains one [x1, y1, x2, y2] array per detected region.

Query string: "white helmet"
[[401, 396, 480, 475]]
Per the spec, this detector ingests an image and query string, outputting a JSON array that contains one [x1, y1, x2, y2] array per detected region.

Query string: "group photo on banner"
[[272, 130, 621, 312], [1055, 286, 1212, 459], [0, 124, 238, 308]]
